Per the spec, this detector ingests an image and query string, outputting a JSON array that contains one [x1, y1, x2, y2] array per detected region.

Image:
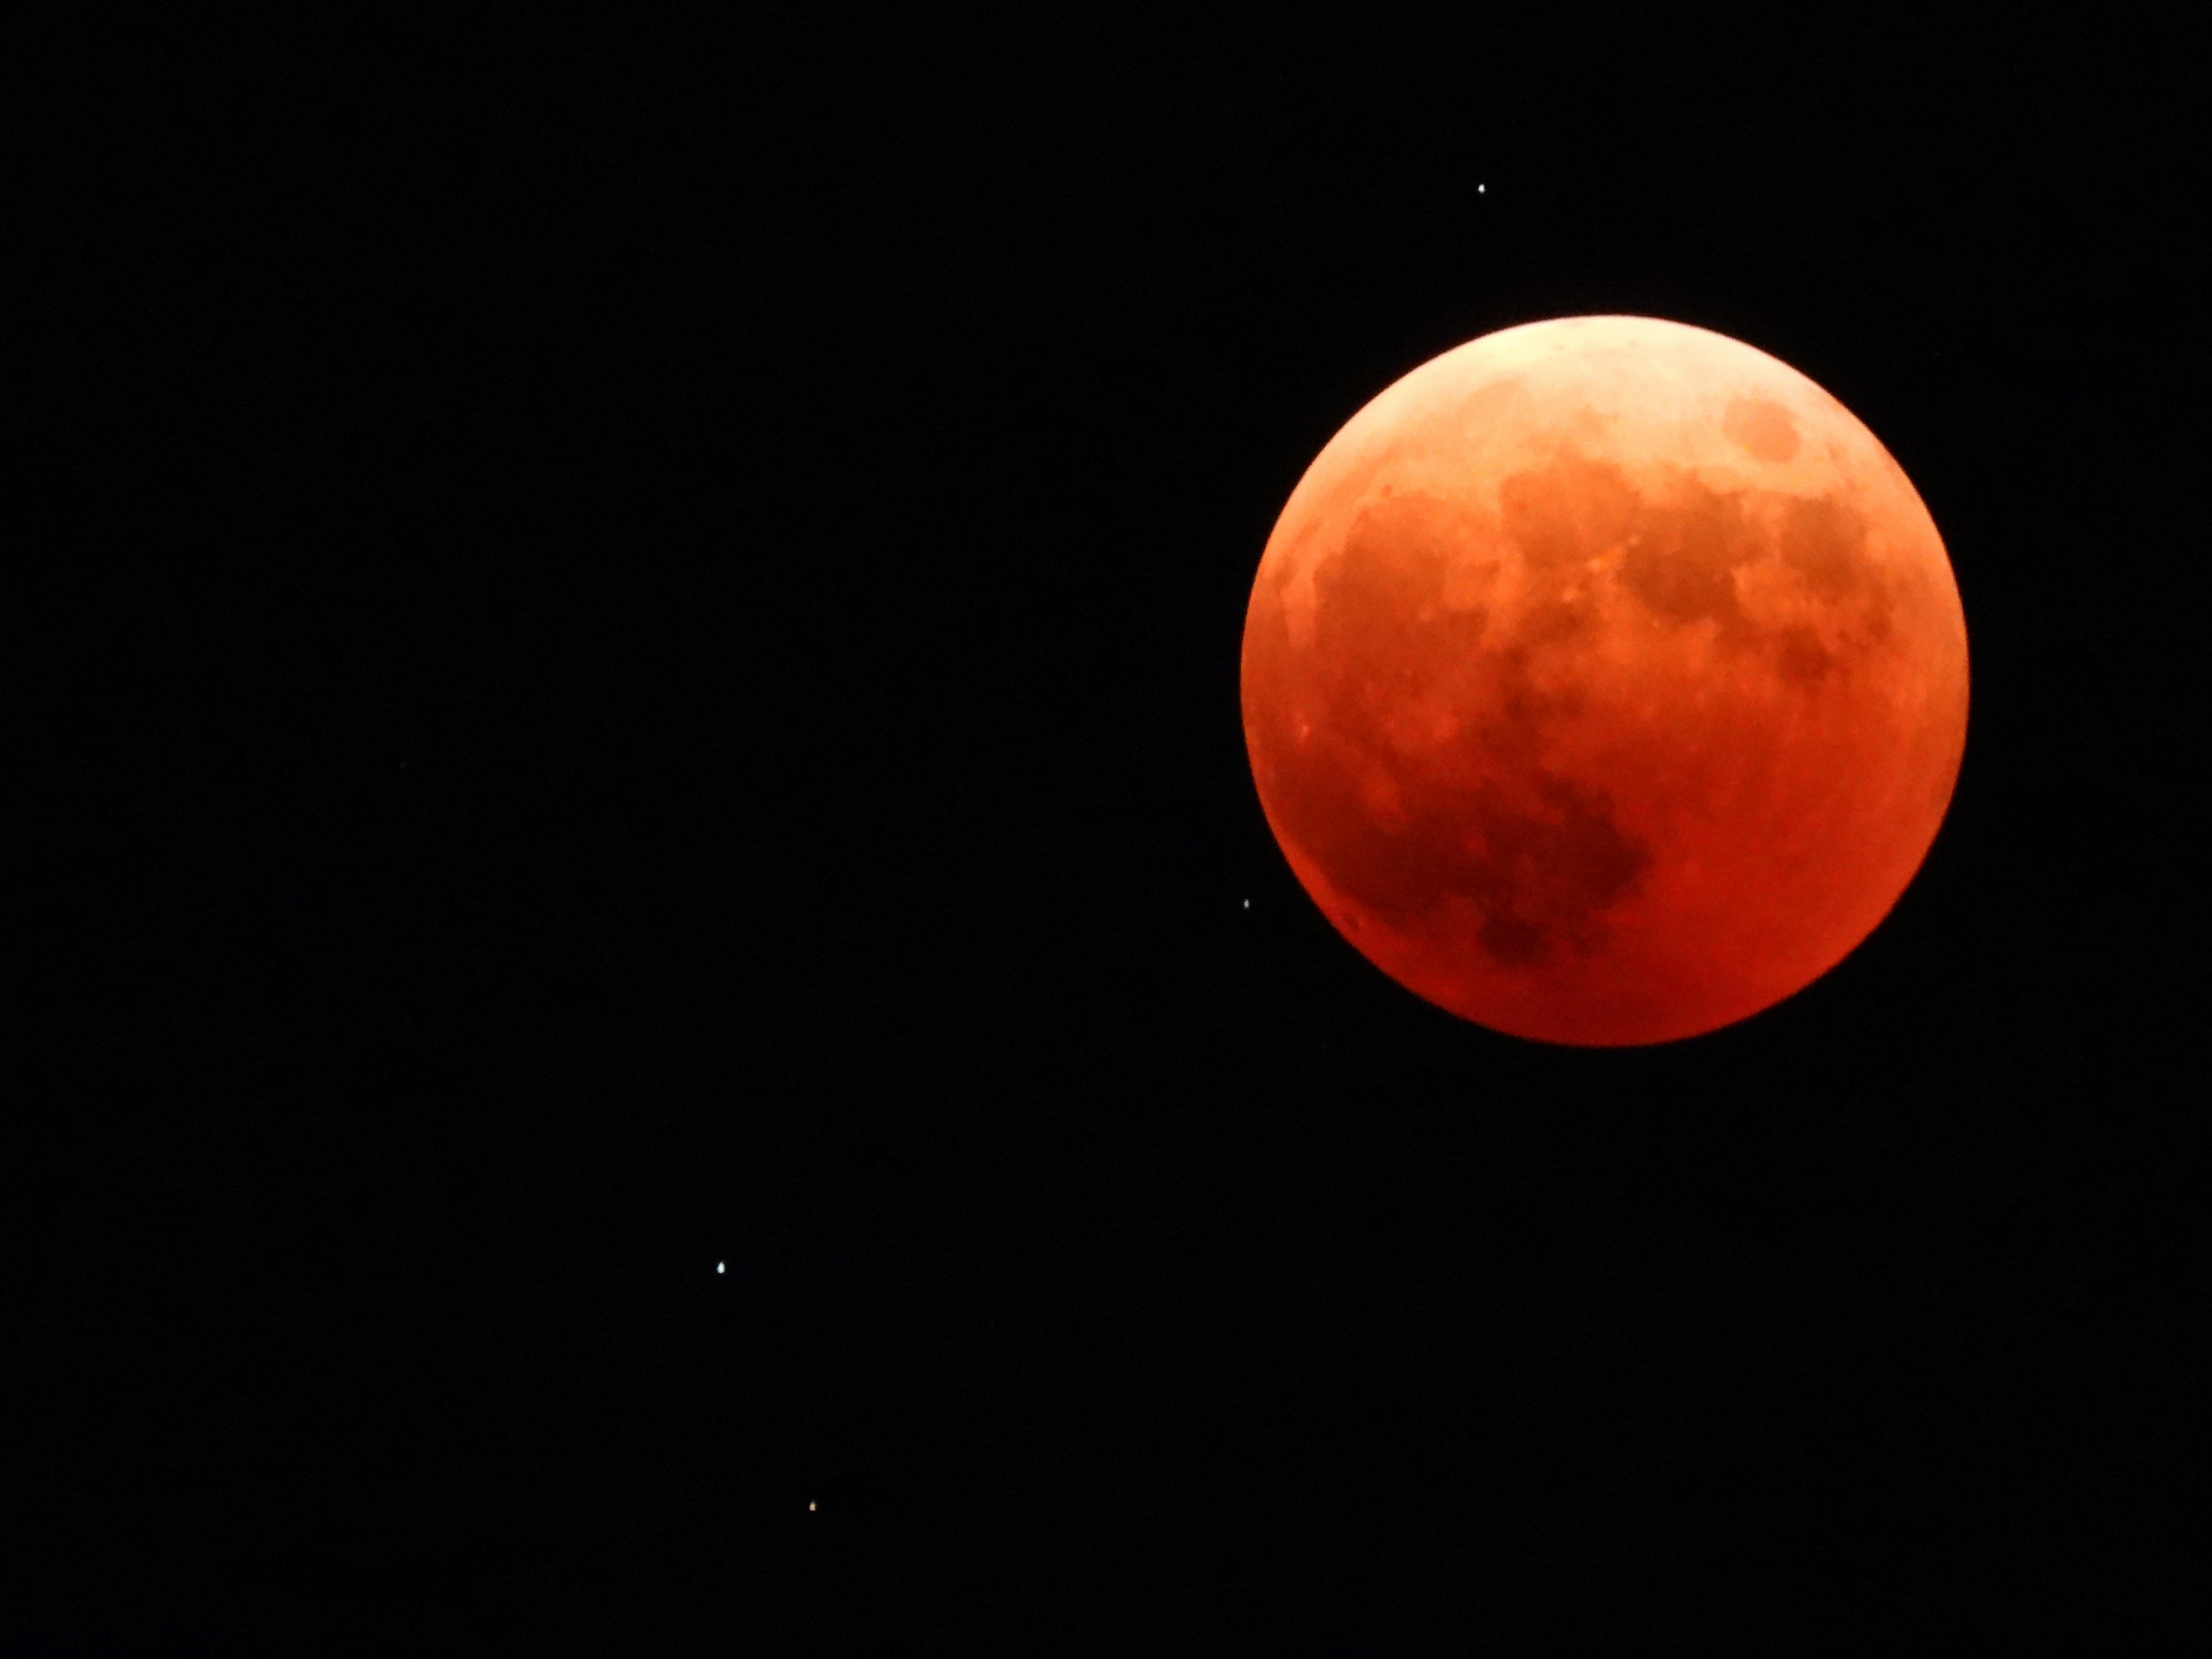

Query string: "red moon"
[[1240, 316, 1969, 1046]]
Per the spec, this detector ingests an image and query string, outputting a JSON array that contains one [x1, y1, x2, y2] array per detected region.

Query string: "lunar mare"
[[1240, 316, 1968, 1046]]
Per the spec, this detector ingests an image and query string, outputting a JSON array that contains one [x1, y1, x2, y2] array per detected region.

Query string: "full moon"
[[1240, 316, 1968, 1046]]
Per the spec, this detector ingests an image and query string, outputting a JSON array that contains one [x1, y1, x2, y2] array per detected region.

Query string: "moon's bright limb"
[[1240, 316, 1969, 1046]]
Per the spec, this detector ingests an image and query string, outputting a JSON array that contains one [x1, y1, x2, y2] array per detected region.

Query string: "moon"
[[1240, 316, 1968, 1046]]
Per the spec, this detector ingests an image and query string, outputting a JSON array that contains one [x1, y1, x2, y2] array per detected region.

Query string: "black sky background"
[[32, 19, 2197, 1647]]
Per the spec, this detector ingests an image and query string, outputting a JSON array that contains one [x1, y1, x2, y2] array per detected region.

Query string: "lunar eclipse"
[[1241, 316, 1969, 1046]]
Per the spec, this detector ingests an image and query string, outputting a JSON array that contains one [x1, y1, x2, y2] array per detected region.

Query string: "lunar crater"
[[1724, 396, 1801, 462]]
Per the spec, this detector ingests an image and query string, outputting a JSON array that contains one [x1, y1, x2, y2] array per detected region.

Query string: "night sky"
[[36, 21, 2192, 1646]]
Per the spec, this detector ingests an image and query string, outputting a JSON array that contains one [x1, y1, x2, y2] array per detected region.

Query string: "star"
[[716, 1262, 725, 1274]]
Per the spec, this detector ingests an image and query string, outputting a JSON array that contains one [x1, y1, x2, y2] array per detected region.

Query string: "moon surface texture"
[[1241, 316, 1968, 1046]]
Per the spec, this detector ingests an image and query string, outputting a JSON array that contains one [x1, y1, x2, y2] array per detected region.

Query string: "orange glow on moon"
[[1240, 316, 1969, 1046]]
